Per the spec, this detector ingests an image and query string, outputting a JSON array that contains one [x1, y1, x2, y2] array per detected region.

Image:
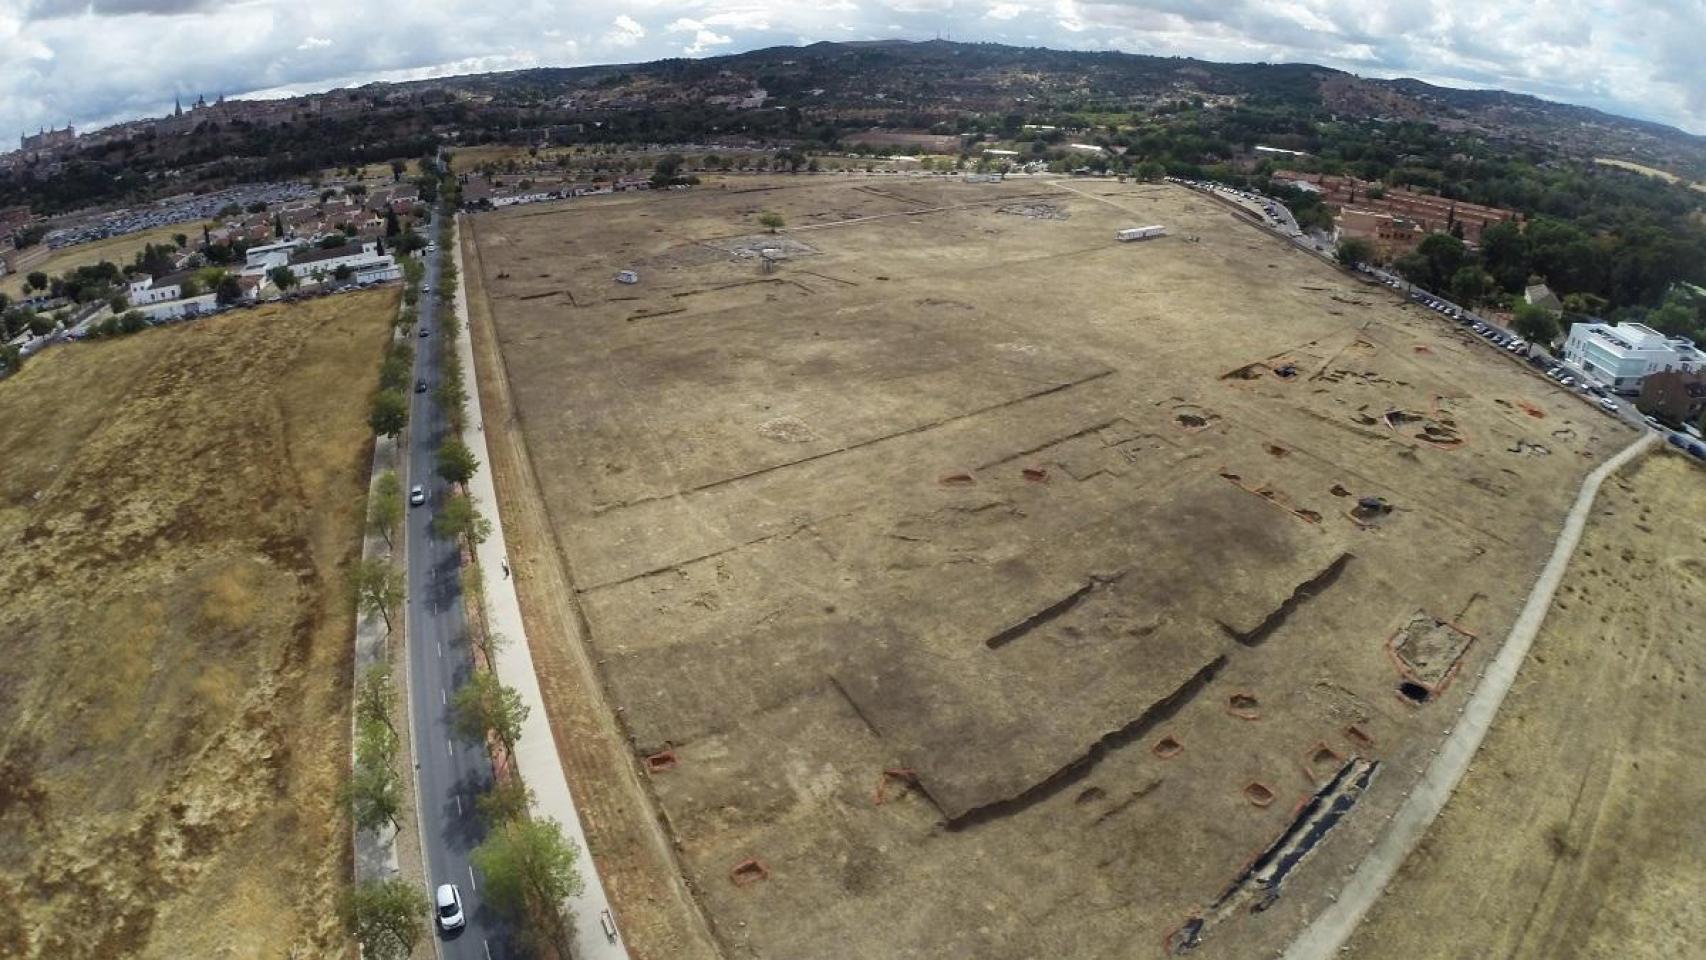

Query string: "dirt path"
[[460, 218, 722, 960]]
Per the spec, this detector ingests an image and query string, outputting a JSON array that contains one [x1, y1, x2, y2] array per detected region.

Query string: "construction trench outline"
[[1279, 429, 1658, 960]]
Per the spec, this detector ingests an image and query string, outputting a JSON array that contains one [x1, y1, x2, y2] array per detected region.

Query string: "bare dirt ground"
[[465, 174, 1635, 959], [0, 290, 397, 958], [1345, 451, 1706, 960]]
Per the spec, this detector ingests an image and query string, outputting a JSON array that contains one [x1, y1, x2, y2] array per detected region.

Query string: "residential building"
[[1336, 207, 1425, 260], [1562, 321, 1706, 394], [1273, 170, 1516, 244], [1637, 371, 1706, 426]]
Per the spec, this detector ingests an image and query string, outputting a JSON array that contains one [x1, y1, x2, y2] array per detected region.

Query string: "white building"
[[1562, 321, 1705, 395], [246, 239, 306, 271], [127, 275, 183, 305], [287, 240, 396, 283], [134, 292, 217, 323]]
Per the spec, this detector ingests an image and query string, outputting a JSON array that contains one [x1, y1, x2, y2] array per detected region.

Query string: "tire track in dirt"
[[462, 217, 722, 960]]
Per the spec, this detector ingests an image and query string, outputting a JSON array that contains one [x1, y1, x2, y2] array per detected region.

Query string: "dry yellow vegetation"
[[0, 289, 397, 957], [1346, 452, 1706, 959]]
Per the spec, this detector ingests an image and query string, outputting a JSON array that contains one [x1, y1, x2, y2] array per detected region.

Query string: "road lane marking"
[[437, 641, 442, 658], [448, 740, 454, 759], [441, 688, 447, 705], [468, 863, 478, 892], [456, 794, 463, 816], [484, 941, 492, 960]]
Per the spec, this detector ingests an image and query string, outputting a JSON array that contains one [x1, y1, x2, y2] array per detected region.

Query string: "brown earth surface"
[[464, 174, 1636, 959], [0, 290, 397, 958], [1345, 452, 1706, 960]]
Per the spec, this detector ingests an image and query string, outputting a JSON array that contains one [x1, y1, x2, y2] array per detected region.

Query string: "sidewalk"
[[352, 431, 403, 883], [447, 218, 632, 960]]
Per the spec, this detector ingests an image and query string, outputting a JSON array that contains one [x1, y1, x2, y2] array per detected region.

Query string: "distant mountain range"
[[410, 39, 1705, 177]]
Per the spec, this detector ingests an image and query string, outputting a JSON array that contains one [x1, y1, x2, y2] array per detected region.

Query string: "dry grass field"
[[1346, 451, 1706, 960], [0, 289, 397, 957], [465, 175, 1636, 959], [0, 221, 209, 299]]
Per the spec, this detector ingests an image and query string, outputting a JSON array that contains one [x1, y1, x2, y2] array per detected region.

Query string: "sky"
[[2, 0, 1703, 143]]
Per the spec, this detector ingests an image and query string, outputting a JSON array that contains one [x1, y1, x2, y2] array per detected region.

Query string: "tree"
[[345, 732, 402, 831], [436, 437, 480, 486], [1416, 233, 1466, 290], [215, 274, 243, 306], [1334, 236, 1374, 267], [471, 816, 584, 955], [451, 670, 529, 749], [1393, 252, 1431, 288], [340, 878, 426, 960], [333, 264, 354, 282], [651, 152, 683, 187], [369, 389, 408, 438], [378, 352, 412, 394], [0, 343, 21, 375], [390, 159, 407, 182], [267, 266, 298, 291], [1512, 302, 1560, 345], [355, 663, 397, 736], [757, 211, 784, 233], [173, 232, 188, 249], [26, 271, 48, 293], [349, 556, 405, 634], [385, 208, 400, 237], [369, 470, 403, 548], [1449, 266, 1493, 307], [433, 491, 493, 545], [478, 779, 535, 825]]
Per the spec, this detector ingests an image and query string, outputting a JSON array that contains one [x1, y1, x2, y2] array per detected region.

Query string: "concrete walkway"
[[352, 411, 404, 883], [447, 217, 632, 960], [1282, 430, 1658, 959]]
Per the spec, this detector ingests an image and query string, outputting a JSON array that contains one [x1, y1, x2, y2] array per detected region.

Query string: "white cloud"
[[986, 3, 1024, 21], [665, 16, 703, 31], [683, 28, 732, 55], [604, 14, 645, 47], [296, 36, 331, 50]]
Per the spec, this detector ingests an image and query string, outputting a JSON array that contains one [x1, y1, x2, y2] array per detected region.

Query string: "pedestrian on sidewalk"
[[502, 559, 510, 579]]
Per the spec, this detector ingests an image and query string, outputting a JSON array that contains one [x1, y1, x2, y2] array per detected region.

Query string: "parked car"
[[1597, 397, 1619, 412], [419, 326, 429, 338], [409, 485, 426, 507], [415, 378, 428, 393], [1667, 433, 1687, 448], [435, 883, 465, 932]]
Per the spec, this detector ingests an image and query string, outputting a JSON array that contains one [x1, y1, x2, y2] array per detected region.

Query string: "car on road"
[[415, 378, 428, 393], [1644, 415, 1664, 430], [435, 883, 465, 932], [1598, 397, 1619, 412], [419, 326, 429, 337], [410, 484, 426, 507]]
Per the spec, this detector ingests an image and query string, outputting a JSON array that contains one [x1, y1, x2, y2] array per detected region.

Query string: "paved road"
[[405, 211, 519, 959]]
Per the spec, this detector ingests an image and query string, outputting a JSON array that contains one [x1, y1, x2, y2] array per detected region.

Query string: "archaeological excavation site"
[[462, 175, 1634, 959]]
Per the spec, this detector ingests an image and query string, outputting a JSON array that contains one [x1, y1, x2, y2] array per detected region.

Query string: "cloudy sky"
[[2, 0, 1702, 142]]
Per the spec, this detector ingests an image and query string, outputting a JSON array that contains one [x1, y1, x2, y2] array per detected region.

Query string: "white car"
[[1597, 397, 1619, 412], [435, 883, 465, 932], [410, 484, 426, 507]]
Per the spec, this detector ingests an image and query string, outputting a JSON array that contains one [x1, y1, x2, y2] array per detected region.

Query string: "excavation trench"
[[1219, 553, 1353, 647], [937, 654, 1228, 830], [1167, 757, 1380, 954]]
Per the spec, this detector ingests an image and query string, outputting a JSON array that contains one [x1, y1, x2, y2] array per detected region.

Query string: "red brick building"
[[1274, 170, 1517, 244]]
